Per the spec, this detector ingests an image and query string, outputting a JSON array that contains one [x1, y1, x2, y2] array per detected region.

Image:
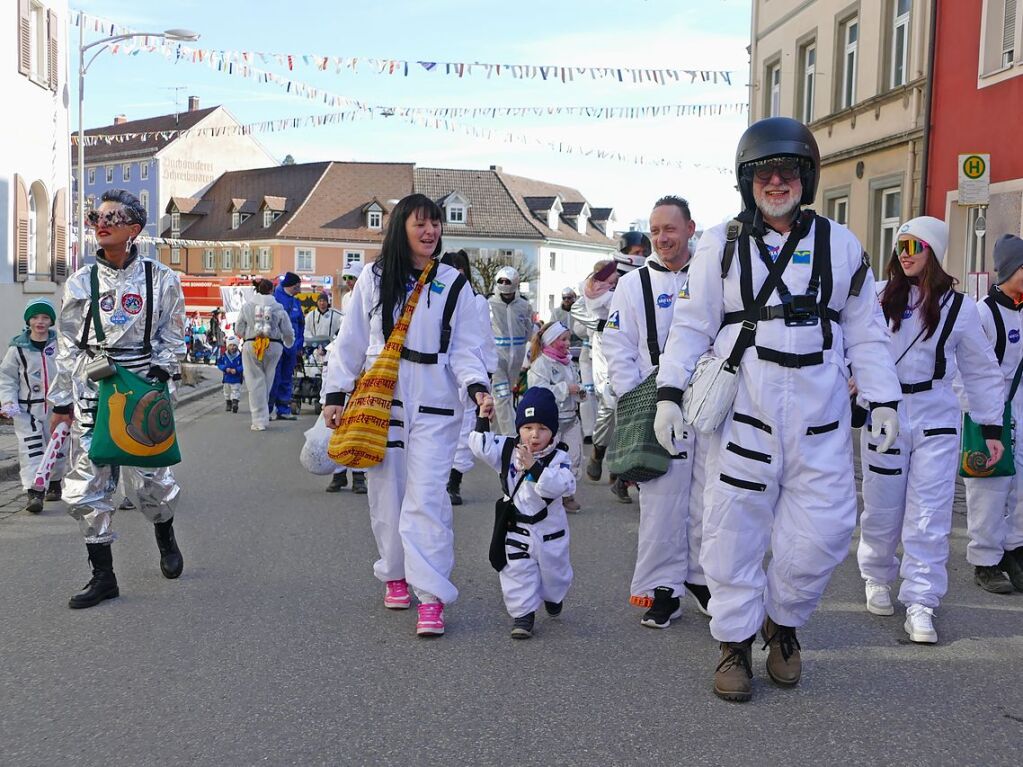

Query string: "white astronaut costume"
[[526, 328, 583, 479], [571, 287, 616, 447], [656, 212, 902, 642], [0, 328, 66, 490], [49, 247, 186, 544], [453, 291, 499, 476], [489, 273, 534, 435], [324, 260, 489, 605], [470, 429, 574, 618], [603, 256, 708, 602], [304, 306, 343, 345], [575, 327, 596, 439], [963, 286, 1023, 568], [233, 293, 295, 430]]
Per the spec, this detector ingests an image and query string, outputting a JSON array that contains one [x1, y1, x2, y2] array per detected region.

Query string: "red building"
[[926, 0, 1023, 283]]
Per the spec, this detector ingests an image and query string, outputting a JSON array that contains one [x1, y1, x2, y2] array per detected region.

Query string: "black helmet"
[[735, 117, 820, 210], [617, 231, 652, 257]]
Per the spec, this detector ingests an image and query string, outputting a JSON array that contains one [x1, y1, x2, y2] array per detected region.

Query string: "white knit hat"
[[897, 216, 949, 265]]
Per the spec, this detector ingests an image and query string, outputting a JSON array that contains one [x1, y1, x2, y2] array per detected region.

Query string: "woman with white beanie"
[[856, 215, 1005, 644]]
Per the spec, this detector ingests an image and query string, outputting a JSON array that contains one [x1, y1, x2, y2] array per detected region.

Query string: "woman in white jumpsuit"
[[323, 194, 492, 638], [857, 216, 1004, 644], [233, 279, 295, 432]]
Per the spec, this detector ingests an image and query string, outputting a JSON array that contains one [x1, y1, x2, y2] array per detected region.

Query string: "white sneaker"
[[864, 580, 894, 616], [904, 604, 938, 644], [250, 424, 266, 431]]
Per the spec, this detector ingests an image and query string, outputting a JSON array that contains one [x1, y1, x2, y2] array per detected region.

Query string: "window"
[[222, 249, 233, 270], [549, 251, 557, 270], [799, 43, 816, 123], [170, 212, 180, 233], [170, 247, 181, 265], [28, 2, 46, 83], [231, 211, 240, 230], [876, 187, 903, 273], [87, 168, 95, 185], [368, 210, 382, 229], [1004, 0, 1017, 65], [240, 247, 252, 271], [122, 164, 131, 182], [105, 166, 113, 184], [767, 62, 782, 117], [447, 205, 465, 224], [140, 162, 149, 181], [345, 251, 364, 269], [139, 191, 149, 217], [27, 188, 37, 277], [258, 247, 272, 271], [829, 196, 849, 226], [549, 294, 556, 311], [203, 248, 215, 271], [839, 17, 859, 109], [296, 248, 314, 272], [891, 0, 911, 88]]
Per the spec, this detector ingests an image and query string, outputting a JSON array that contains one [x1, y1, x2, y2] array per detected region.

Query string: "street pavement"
[[1, 392, 1022, 766]]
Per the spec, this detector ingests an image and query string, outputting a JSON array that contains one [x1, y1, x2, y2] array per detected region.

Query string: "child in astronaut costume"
[[857, 216, 1004, 644], [488, 266, 534, 435], [471, 387, 574, 639], [963, 233, 1023, 595], [322, 194, 491, 638], [0, 299, 66, 513], [654, 117, 902, 702], [527, 320, 583, 512], [602, 199, 711, 629], [234, 280, 295, 432]]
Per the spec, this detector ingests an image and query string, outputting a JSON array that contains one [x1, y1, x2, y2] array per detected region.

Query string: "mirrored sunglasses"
[[86, 209, 135, 228], [749, 159, 804, 182], [898, 238, 929, 257]]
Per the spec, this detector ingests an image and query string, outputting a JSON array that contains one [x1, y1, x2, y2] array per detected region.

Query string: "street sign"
[[958, 153, 991, 205]]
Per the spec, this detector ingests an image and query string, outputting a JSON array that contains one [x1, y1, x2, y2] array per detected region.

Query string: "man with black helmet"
[[654, 117, 902, 701]]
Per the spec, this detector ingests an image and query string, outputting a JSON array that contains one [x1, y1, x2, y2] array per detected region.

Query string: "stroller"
[[290, 344, 326, 415]]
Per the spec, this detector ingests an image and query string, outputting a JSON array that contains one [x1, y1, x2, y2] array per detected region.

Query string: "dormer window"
[[447, 205, 466, 224], [231, 211, 241, 230], [368, 210, 382, 229], [263, 209, 273, 228], [170, 211, 180, 233]]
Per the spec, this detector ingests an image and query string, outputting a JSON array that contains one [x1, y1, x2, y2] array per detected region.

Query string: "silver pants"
[[592, 399, 616, 449], [63, 419, 179, 544]]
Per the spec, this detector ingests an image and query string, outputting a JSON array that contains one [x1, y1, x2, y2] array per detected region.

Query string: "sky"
[[72, 0, 753, 232]]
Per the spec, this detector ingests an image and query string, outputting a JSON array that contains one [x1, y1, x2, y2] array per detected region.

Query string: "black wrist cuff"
[[656, 386, 684, 405], [980, 424, 1003, 441], [148, 365, 170, 383], [324, 392, 346, 407], [53, 404, 72, 415], [474, 417, 491, 433], [467, 383, 488, 402]]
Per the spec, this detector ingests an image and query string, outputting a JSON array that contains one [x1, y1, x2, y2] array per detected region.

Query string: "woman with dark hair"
[[857, 216, 1004, 644], [322, 195, 493, 637], [234, 278, 295, 431]]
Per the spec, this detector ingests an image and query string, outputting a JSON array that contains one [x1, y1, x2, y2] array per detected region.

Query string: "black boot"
[[225, 399, 233, 412], [586, 444, 606, 481], [610, 477, 632, 504], [25, 489, 44, 514], [351, 472, 367, 495], [447, 469, 463, 506], [326, 471, 348, 493], [232, 399, 239, 413], [45, 480, 62, 502], [154, 519, 184, 579], [68, 543, 119, 609]]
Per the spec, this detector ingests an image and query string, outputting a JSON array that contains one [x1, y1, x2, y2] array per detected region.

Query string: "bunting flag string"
[[72, 9, 738, 87]]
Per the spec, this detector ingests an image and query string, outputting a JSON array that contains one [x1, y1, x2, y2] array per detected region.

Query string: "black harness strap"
[[721, 219, 742, 278], [849, 252, 871, 297], [986, 294, 1007, 364], [638, 266, 661, 366], [932, 292, 964, 381], [143, 260, 154, 355], [814, 218, 834, 351], [383, 260, 439, 340], [397, 265, 465, 365]]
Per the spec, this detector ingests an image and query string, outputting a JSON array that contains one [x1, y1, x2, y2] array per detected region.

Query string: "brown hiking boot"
[[714, 637, 754, 702], [761, 616, 801, 686]]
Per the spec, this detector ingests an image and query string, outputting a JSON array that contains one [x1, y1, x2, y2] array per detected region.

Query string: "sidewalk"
[[0, 364, 221, 482]]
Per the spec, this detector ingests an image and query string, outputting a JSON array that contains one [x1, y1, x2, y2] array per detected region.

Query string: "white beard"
[[754, 188, 800, 221]]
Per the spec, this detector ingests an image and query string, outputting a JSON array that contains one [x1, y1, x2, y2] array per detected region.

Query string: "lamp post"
[[76, 25, 198, 267]]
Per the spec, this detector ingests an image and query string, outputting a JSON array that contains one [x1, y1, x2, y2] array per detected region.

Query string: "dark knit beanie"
[[281, 272, 301, 288], [515, 387, 559, 435]]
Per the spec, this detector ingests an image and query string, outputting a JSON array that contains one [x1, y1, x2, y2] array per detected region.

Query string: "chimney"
[[188, 96, 200, 112], [113, 115, 127, 125], [489, 165, 502, 173]]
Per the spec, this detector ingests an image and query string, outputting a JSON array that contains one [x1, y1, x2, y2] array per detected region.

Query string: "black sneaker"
[[511, 612, 535, 639], [610, 478, 632, 504], [325, 472, 348, 493], [685, 582, 711, 617], [641, 586, 682, 629], [1000, 548, 1023, 591], [351, 472, 368, 495], [544, 600, 563, 617], [976, 564, 1014, 594], [25, 490, 44, 514]]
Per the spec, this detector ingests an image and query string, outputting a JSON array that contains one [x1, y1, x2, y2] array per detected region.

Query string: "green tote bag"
[[959, 358, 1022, 478]]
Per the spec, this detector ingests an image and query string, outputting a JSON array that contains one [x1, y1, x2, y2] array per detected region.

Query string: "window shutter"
[[47, 9, 58, 91], [14, 175, 30, 282], [1005, 0, 1017, 53], [52, 187, 68, 281], [17, 0, 30, 76]]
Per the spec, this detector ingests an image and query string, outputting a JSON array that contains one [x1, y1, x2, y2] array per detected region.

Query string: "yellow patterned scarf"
[[328, 263, 433, 468]]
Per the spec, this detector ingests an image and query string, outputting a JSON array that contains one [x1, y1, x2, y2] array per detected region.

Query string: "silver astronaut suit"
[[489, 268, 534, 435], [48, 247, 186, 544]]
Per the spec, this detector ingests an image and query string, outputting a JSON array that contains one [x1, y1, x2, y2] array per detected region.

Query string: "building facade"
[[926, 0, 1023, 283], [0, 0, 70, 341], [749, 0, 932, 275]]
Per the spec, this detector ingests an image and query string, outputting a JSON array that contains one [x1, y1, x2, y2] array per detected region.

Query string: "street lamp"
[[76, 25, 199, 266]]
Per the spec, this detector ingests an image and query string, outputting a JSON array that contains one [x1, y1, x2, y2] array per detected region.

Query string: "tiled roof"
[[414, 167, 541, 239], [496, 171, 613, 246], [262, 196, 287, 211], [76, 106, 221, 164], [168, 196, 201, 214], [590, 207, 613, 221], [562, 202, 589, 216], [524, 196, 559, 212]]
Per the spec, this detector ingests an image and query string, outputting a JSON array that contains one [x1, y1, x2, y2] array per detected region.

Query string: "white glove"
[[654, 401, 685, 455], [870, 406, 899, 453]]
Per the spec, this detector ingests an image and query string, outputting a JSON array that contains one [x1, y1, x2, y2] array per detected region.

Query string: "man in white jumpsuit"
[[603, 196, 711, 628], [654, 117, 901, 702], [489, 266, 534, 435]]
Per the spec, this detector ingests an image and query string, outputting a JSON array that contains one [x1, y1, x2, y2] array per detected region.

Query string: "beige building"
[[749, 0, 932, 275]]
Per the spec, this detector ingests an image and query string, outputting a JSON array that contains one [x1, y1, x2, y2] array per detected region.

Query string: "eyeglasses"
[[86, 209, 135, 228], [747, 159, 804, 182], [898, 238, 929, 257]]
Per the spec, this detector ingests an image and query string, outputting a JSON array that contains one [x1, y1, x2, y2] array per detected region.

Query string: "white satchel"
[[683, 354, 740, 433]]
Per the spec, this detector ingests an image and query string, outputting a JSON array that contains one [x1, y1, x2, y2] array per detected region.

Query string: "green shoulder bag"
[[959, 356, 1022, 478]]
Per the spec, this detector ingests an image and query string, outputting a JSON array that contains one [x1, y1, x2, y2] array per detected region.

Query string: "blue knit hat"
[[280, 272, 301, 288], [515, 387, 559, 436]]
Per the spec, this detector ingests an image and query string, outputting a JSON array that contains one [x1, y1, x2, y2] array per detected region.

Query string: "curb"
[[0, 380, 221, 483]]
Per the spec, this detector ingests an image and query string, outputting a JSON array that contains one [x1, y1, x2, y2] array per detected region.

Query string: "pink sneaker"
[[416, 602, 445, 636], [384, 579, 411, 609]]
